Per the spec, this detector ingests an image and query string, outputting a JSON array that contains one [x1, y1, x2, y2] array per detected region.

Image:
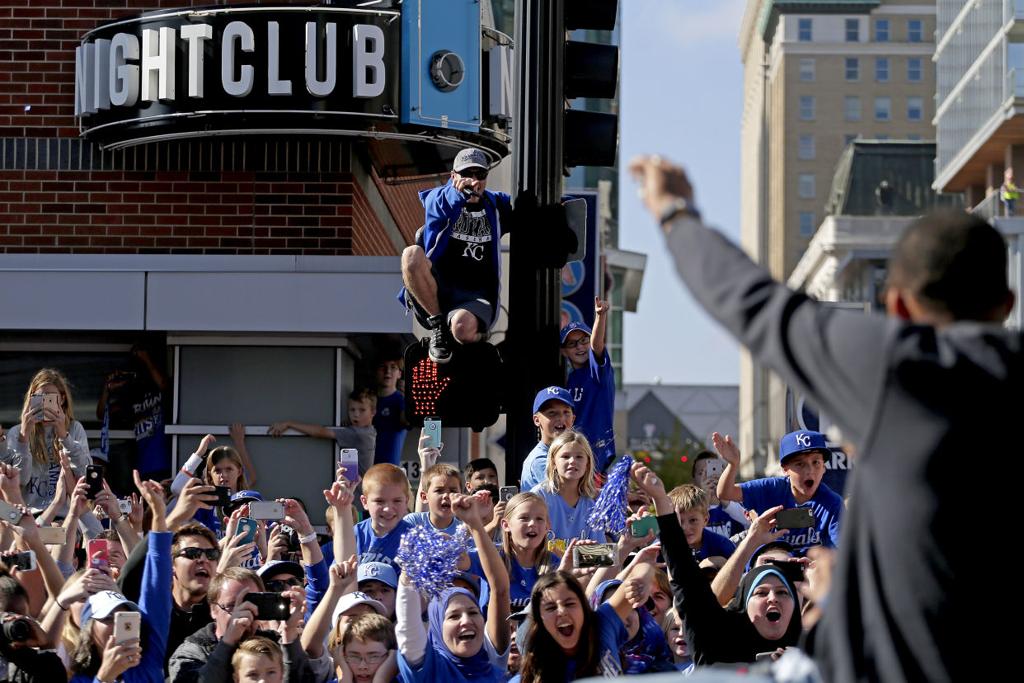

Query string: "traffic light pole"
[[505, 0, 565, 484]]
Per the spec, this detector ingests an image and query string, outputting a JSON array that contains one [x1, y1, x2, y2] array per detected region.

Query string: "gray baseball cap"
[[453, 148, 488, 172]]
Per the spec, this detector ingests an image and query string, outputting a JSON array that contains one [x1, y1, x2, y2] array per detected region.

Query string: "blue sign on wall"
[[401, 0, 481, 133], [560, 192, 600, 329]]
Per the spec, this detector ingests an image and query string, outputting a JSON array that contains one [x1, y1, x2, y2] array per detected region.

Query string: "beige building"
[[736, 1, 936, 471]]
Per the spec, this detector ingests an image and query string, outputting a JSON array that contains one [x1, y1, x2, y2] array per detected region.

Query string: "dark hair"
[[519, 571, 602, 682], [172, 522, 219, 556], [0, 572, 28, 613], [470, 483, 499, 504], [349, 387, 378, 409], [887, 210, 1010, 320], [691, 450, 718, 477], [464, 458, 498, 479]]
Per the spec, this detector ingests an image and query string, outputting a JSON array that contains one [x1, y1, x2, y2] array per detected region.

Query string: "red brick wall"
[[0, 1, 409, 256]]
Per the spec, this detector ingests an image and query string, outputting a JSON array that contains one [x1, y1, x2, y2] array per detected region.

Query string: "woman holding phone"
[[1, 368, 91, 509]]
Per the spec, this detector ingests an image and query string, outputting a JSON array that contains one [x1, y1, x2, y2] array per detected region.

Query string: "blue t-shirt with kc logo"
[[739, 476, 843, 553], [566, 348, 616, 473]]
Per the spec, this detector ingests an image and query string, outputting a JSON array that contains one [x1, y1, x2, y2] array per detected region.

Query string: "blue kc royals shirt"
[[739, 476, 843, 553], [355, 518, 413, 569], [566, 349, 616, 473]]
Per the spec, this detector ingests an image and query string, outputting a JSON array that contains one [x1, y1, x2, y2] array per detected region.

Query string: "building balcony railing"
[[971, 191, 1001, 220]]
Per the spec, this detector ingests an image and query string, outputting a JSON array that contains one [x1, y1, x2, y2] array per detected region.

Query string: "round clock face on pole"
[[430, 50, 466, 92]]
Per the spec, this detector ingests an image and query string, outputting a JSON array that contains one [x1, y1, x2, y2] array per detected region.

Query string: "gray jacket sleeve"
[[282, 638, 316, 683], [168, 639, 232, 683], [663, 215, 892, 444]]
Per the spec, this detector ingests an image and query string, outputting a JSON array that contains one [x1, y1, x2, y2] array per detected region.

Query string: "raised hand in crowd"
[[167, 477, 219, 531], [133, 469, 167, 532]]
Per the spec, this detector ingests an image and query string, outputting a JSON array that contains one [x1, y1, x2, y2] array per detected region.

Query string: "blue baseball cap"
[[225, 489, 263, 514], [779, 430, 829, 465], [559, 321, 593, 344], [357, 562, 398, 590], [532, 386, 575, 414]]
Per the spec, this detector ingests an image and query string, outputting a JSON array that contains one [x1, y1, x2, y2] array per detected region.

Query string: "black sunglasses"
[[459, 168, 488, 180], [175, 547, 221, 561], [264, 578, 303, 592]]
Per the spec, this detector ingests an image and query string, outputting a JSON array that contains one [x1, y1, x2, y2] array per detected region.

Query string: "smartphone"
[[118, 499, 133, 515], [7, 550, 36, 571], [775, 508, 815, 529], [87, 539, 110, 572], [245, 592, 291, 620], [338, 449, 359, 483], [85, 464, 105, 499], [755, 652, 775, 662], [42, 393, 59, 416], [212, 486, 233, 508], [422, 418, 442, 449], [0, 500, 22, 524], [37, 526, 67, 545], [249, 501, 285, 521], [766, 558, 806, 585], [29, 394, 44, 415], [113, 611, 141, 644], [236, 517, 259, 544], [702, 459, 725, 481], [572, 543, 616, 568], [499, 486, 518, 503], [630, 516, 660, 538]]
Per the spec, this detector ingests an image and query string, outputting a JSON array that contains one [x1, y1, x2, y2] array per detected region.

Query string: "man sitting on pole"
[[399, 148, 512, 364]]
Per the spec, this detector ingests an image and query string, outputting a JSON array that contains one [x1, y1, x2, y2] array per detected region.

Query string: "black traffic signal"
[[404, 338, 504, 432], [563, 0, 619, 169]]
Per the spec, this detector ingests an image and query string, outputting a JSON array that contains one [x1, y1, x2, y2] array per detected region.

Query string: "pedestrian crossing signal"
[[404, 338, 503, 431]]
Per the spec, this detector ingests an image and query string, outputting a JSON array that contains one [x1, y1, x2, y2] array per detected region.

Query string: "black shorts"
[[409, 264, 496, 331]]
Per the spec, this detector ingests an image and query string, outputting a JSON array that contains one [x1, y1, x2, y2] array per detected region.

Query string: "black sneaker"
[[427, 315, 453, 364]]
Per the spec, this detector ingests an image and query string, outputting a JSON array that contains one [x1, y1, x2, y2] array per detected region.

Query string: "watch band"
[[659, 197, 701, 224]]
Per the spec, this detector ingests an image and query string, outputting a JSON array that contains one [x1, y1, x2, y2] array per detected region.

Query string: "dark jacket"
[[657, 512, 800, 664], [0, 643, 67, 682], [662, 213, 1021, 681], [167, 623, 314, 683]]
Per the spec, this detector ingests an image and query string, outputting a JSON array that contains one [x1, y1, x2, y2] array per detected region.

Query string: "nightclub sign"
[[74, 5, 401, 146]]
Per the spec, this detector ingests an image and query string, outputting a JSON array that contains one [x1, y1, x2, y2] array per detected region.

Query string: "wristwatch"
[[659, 197, 701, 225]]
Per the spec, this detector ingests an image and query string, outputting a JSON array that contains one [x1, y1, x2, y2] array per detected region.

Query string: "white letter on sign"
[[74, 43, 96, 116], [109, 33, 140, 107], [92, 38, 110, 111], [266, 22, 292, 95], [305, 21, 337, 97], [222, 21, 255, 97], [180, 23, 213, 98], [352, 24, 385, 98], [141, 27, 176, 101]]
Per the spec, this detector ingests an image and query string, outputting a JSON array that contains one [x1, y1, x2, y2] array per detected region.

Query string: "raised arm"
[[267, 420, 335, 439], [324, 475, 357, 565], [710, 506, 785, 606], [452, 492, 510, 652], [301, 557, 358, 657], [229, 422, 258, 487], [712, 432, 743, 503], [591, 297, 610, 357]]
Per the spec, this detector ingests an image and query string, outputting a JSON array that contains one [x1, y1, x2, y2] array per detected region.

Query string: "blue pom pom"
[[585, 455, 634, 537], [396, 524, 472, 598]]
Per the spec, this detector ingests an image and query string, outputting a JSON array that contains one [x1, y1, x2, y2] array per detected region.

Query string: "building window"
[[799, 212, 816, 237], [844, 133, 859, 146], [800, 95, 816, 120], [876, 58, 889, 82], [876, 19, 890, 42], [875, 96, 891, 120], [844, 96, 861, 121], [798, 18, 813, 42], [908, 19, 923, 42], [907, 57, 922, 82], [845, 57, 859, 81], [798, 134, 815, 160], [798, 173, 816, 199], [845, 18, 860, 42], [799, 58, 816, 81], [907, 96, 923, 121]]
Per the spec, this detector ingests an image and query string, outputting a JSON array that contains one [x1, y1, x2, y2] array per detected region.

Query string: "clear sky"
[[618, 0, 746, 386]]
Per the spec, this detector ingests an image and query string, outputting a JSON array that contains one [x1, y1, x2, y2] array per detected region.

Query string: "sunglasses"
[[264, 578, 303, 592], [175, 547, 221, 562], [459, 168, 488, 180]]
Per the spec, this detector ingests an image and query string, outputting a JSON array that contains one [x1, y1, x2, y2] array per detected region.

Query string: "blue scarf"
[[399, 588, 502, 683]]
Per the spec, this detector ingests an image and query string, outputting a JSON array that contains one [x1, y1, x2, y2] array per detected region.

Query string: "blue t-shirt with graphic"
[[566, 349, 616, 473], [373, 391, 407, 466], [355, 518, 414, 568], [530, 486, 603, 547], [739, 476, 843, 553], [706, 502, 748, 539], [692, 528, 736, 561], [520, 442, 549, 492], [403, 511, 461, 537]]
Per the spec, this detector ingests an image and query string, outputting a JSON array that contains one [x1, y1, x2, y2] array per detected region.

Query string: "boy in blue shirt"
[[716, 429, 843, 553], [560, 297, 616, 473], [519, 386, 575, 491], [692, 449, 749, 539], [667, 483, 736, 561], [405, 462, 462, 535], [373, 351, 408, 466], [336, 463, 413, 569]]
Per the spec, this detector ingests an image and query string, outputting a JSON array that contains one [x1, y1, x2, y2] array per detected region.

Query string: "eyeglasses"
[[212, 601, 236, 614], [345, 653, 387, 666], [175, 547, 221, 562], [459, 168, 488, 180], [264, 578, 303, 593], [562, 336, 590, 349]]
